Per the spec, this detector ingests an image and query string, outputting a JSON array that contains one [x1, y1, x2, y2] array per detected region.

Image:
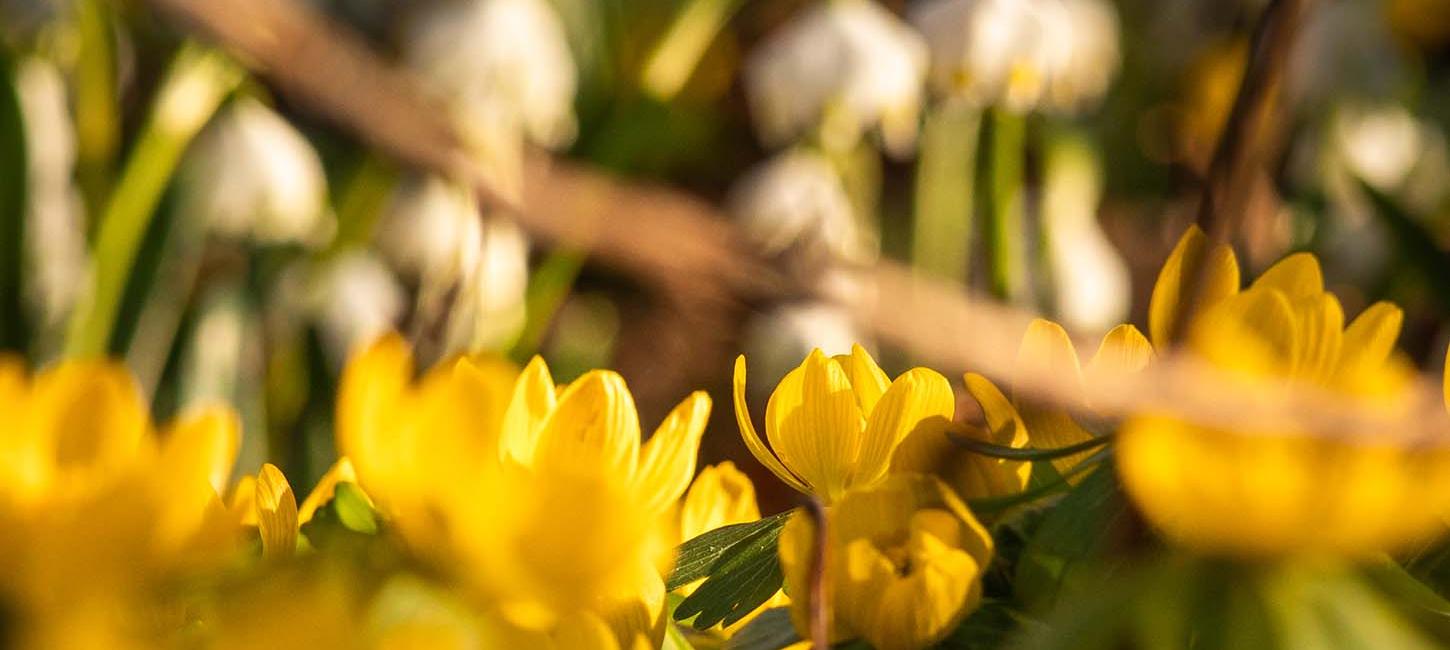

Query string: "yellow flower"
[[1117, 226, 1449, 555], [778, 474, 993, 650], [336, 335, 710, 648], [944, 319, 1152, 487], [734, 346, 954, 503], [0, 357, 242, 646]]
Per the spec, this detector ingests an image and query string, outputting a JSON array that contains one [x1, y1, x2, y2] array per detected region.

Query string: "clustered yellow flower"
[[3, 224, 1450, 649]]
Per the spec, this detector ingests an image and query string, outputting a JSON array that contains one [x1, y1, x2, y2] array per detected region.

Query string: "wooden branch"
[[138, 0, 1450, 446]]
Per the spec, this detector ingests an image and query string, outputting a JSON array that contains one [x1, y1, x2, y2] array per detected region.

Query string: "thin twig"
[[1169, 0, 1314, 345]]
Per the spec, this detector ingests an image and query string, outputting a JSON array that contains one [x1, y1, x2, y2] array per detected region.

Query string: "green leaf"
[[1014, 462, 1125, 613], [949, 432, 1114, 462], [674, 513, 790, 630], [934, 598, 1032, 649], [299, 481, 382, 549], [968, 449, 1109, 514], [668, 511, 791, 591], [724, 607, 798, 650], [1364, 558, 1450, 640], [0, 49, 30, 354]]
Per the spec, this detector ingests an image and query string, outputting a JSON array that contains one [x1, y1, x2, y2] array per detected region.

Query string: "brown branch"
[[1167, 0, 1314, 345], [804, 498, 830, 650], [137, 0, 1450, 447]]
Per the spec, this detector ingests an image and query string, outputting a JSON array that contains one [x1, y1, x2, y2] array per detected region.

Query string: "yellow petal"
[[336, 333, 412, 495], [1196, 287, 1298, 372], [962, 373, 1025, 447], [297, 457, 371, 524], [767, 350, 866, 502], [854, 368, 954, 488], [1251, 252, 1323, 300], [532, 371, 641, 479], [732, 356, 811, 494], [31, 361, 150, 476], [634, 391, 710, 514], [1291, 293, 1344, 383], [1342, 301, 1403, 370], [679, 462, 761, 542], [255, 463, 299, 558], [1013, 319, 1085, 405], [228, 475, 258, 526], [1148, 225, 1241, 349], [841, 344, 890, 415], [499, 356, 558, 467], [1084, 324, 1155, 391], [161, 405, 240, 495], [891, 418, 1029, 501]]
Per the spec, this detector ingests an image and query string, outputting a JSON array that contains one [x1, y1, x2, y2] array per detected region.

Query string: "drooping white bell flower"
[[15, 58, 89, 338], [375, 176, 530, 354], [302, 251, 407, 363], [405, 0, 577, 196], [728, 149, 869, 266], [441, 214, 530, 353], [376, 176, 483, 291], [912, 0, 1119, 113], [744, 0, 928, 157], [180, 98, 333, 247], [1041, 134, 1129, 333]]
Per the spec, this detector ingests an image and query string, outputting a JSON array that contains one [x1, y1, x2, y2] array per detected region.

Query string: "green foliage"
[[300, 482, 381, 551], [671, 511, 791, 631], [724, 607, 797, 650], [1013, 462, 1125, 613]]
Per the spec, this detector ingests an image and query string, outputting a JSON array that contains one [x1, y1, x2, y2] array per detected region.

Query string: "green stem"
[[950, 431, 1114, 461], [72, 0, 118, 216], [968, 450, 1109, 514], [640, 0, 746, 101], [982, 108, 1026, 301], [911, 103, 980, 282], [64, 44, 241, 358], [329, 154, 398, 254]]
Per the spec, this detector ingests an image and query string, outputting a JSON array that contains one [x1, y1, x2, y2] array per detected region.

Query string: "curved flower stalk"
[[1117, 226, 1450, 556], [734, 345, 955, 504], [744, 0, 928, 157], [778, 474, 993, 650], [337, 334, 709, 647], [0, 357, 242, 647]]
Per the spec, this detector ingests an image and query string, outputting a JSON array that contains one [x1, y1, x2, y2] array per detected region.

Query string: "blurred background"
[[2, 0, 1449, 511]]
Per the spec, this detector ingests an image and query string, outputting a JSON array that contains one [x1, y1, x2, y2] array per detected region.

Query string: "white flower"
[[729, 150, 867, 265], [441, 214, 530, 353], [744, 0, 927, 157], [181, 98, 333, 246], [15, 58, 89, 335], [1042, 134, 1128, 333], [405, 0, 577, 149], [1333, 103, 1426, 192], [376, 176, 483, 290], [302, 251, 406, 363], [912, 0, 1118, 113]]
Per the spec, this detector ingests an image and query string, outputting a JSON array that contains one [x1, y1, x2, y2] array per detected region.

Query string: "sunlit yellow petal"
[[336, 334, 413, 497], [532, 371, 641, 480], [161, 405, 240, 494], [1010, 321, 1095, 474], [1084, 324, 1154, 392], [962, 373, 1025, 446], [1148, 225, 1241, 349], [500, 356, 558, 467], [255, 463, 299, 559], [732, 356, 811, 494], [679, 462, 761, 542], [842, 344, 890, 415], [1251, 252, 1323, 300], [768, 350, 865, 502], [228, 474, 258, 526], [633, 391, 710, 514], [1342, 301, 1403, 370], [854, 368, 954, 488], [1291, 293, 1344, 383], [31, 361, 150, 478], [297, 457, 371, 524]]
